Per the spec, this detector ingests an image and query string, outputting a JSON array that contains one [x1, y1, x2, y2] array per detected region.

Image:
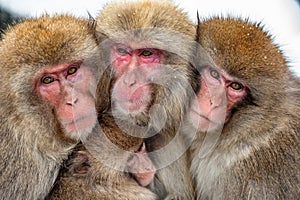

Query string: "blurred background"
[[0, 0, 299, 75]]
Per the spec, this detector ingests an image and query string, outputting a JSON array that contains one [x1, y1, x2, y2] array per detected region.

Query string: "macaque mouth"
[[190, 108, 218, 125], [123, 99, 147, 104], [63, 115, 96, 132], [135, 170, 155, 178], [114, 85, 151, 112], [118, 98, 149, 112], [191, 109, 210, 121]]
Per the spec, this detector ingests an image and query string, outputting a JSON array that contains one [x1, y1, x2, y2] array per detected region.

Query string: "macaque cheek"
[[38, 82, 61, 106], [226, 87, 247, 111], [38, 83, 76, 124], [111, 51, 131, 78], [112, 59, 131, 78]]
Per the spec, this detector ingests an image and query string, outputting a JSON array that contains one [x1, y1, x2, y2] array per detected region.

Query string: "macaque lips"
[[112, 82, 151, 112], [62, 114, 97, 135]]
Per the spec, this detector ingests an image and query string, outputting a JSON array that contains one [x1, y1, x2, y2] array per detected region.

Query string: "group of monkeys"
[[0, 0, 299, 199]]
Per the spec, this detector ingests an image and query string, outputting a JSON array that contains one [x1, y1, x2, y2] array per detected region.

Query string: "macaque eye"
[[230, 82, 243, 90], [41, 76, 55, 84], [210, 69, 220, 80], [117, 47, 128, 54], [140, 50, 153, 56], [67, 66, 78, 75]]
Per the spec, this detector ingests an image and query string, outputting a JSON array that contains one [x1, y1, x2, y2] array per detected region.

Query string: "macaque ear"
[[196, 11, 201, 41], [87, 11, 96, 30], [86, 12, 109, 45]]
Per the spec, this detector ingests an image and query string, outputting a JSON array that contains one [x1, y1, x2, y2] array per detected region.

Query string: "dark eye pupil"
[[67, 67, 77, 75], [141, 50, 152, 56], [42, 77, 54, 84], [230, 82, 242, 90], [117, 48, 127, 54], [210, 69, 220, 79]]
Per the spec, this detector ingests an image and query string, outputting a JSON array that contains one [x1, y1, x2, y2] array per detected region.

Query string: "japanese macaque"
[[0, 14, 101, 199], [186, 16, 300, 199], [48, 114, 158, 200], [93, 0, 200, 199]]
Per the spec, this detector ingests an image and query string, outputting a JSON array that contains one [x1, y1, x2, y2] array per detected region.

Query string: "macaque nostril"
[[66, 98, 78, 106], [123, 76, 137, 86]]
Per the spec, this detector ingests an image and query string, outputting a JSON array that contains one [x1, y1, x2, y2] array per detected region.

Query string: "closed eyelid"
[[114, 44, 132, 52]]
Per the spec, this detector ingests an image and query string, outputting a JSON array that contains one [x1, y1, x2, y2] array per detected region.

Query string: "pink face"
[[110, 43, 162, 114], [35, 61, 97, 140], [126, 143, 156, 187], [189, 66, 247, 132]]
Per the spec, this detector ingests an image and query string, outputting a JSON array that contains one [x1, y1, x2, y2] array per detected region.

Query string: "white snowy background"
[[0, 0, 299, 75]]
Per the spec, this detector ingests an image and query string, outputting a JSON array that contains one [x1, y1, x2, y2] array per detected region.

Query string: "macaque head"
[[188, 17, 289, 136], [0, 14, 102, 141], [96, 0, 198, 133]]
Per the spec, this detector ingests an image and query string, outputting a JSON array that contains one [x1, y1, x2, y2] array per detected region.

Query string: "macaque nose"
[[123, 72, 137, 86], [66, 98, 78, 106], [127, 55, 140, 70]]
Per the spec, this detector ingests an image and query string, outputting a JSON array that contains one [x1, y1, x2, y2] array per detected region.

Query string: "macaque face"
[[35, 61, 97, 140], [110, 43, 163, 115], [126, 142, 156, 187], [189, 66, 247, 132]]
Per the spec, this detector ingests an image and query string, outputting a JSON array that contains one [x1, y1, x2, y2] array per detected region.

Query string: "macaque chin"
[[35, 61, 97, 141]]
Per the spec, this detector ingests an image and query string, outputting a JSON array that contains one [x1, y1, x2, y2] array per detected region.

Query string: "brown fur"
[[189, 17, 300, 199], [94, 0, 198, 199], [97, 0, 195, 37], [0, 14, 101, 199], [50, 153, 157, 200], [48, 113, 157, 200]]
